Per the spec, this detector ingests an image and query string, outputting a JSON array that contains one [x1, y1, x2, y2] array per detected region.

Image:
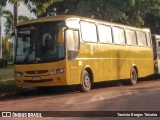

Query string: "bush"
[[0, 59, 8, 68]]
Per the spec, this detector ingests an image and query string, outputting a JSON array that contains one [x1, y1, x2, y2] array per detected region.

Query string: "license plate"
[[32, 76, 41, 80]]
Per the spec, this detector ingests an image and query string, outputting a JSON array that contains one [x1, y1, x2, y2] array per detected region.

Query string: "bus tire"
[[80, 70, 92, 92], [129, 67, 138, 85]]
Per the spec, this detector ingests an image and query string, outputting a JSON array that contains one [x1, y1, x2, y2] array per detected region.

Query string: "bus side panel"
[[102, 44, 113, 80], [111, 45, 129, 80], [68, 59, 81, 85], [75, 43, 154, 84], [77, 43, 104, 82], [141, 48, 152, 77]]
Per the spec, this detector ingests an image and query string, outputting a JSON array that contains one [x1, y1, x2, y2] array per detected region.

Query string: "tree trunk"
[[13, 2, 18, 32], [0, 17, 2, 58], [5, 36, 9, 52]]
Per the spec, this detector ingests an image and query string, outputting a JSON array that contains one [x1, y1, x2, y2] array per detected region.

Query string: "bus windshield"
[[15, 21, 65, 64]]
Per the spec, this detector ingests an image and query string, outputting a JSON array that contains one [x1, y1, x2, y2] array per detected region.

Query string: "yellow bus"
[[14, 15, 154, 92]]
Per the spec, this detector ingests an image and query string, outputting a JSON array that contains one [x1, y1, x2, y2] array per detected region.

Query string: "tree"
[[7, 0, 20, 32], [124, 0, 160, 27], [3, 10, 30, 35], [9, 0, 160, 33], [143, 0, 160, 34], [3, 10, 14, 36], [25, 0, 60, 17], [3, 9, 30, 61], [145, 14, 160, 34], [19, 15, 30, 21], [7, 0, 28, 31], [29, 0, 160, 28], [0, 0, 7, 58]]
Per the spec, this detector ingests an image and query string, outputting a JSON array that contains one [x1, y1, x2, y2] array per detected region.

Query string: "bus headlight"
[[15, 72, 24, 77], [49, 69, 65, 75]]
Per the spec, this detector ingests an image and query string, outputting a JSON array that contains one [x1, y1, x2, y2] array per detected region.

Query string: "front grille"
[[24, 79, 53, 83], [25, 70, 48, 74]]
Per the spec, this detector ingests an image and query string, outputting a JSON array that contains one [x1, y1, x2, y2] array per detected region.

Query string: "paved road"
[[1, 78, 160, 120]]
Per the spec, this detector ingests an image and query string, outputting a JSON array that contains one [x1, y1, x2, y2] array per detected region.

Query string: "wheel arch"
[[131, 64, 138, 78], [81, 65, 94, 84]]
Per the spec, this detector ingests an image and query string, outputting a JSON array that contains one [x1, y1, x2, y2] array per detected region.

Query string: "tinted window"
[[98, 24, 112, 43]]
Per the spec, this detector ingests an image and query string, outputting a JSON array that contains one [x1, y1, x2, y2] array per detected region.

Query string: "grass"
[[0, 80, 17, 92], [0, 80, 34, 95], [0, 67, 34, 97], [0, 67, 14, 79]]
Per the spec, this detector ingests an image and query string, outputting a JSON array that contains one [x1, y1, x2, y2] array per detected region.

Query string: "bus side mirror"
[[58, 28, 65, 43]]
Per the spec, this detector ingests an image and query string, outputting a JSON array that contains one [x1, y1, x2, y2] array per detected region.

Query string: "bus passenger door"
[[65, 29, 80, 85], [69, 60, 80, 84]]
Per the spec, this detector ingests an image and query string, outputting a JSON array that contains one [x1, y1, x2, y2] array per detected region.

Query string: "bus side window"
[[80, 21, 97, 43], [112, 27, 125, 45], [146, 33, 151, 47], [125, 29, 137, 46], [97, 24, 112, 44], [137, 31, 147, 47]]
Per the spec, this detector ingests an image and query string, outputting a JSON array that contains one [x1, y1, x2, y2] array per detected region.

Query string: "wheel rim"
[[83, 75, 91, 91], [131, 69, 137, 84]]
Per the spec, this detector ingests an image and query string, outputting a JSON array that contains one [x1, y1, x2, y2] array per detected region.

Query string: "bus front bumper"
[[15, 75, 67, 87]]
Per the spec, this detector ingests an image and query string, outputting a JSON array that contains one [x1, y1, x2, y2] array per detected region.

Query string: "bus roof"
[[17, 15, 76, 26], [17, 15, 150, 31]]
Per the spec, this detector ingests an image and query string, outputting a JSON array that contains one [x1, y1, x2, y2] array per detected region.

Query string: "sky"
[[1, 2, 36, 36]]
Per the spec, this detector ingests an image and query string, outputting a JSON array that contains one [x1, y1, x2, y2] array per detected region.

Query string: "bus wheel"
[[130, 67, 138, 85], [80, 70, 92, 92]]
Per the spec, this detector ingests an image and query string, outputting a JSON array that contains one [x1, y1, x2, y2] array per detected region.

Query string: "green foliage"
[[26, 0, 160, 29], [26, 0, 62, 17], [3, 10, 14, 35], [5, 0, 160, 33], [19, 15, 30, 21], [0, 58, 8, 68], [0, 0, 7, 8], [124, 0, 160, 27], [7, 0, 22, 4], [3, 10, 30, 36], [145, 13, 160, 34]]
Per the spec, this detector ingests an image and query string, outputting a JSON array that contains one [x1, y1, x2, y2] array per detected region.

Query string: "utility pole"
[[13, 2, 18, 32], [12, 2, 18, 62], [0, 8, 2, 59]]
